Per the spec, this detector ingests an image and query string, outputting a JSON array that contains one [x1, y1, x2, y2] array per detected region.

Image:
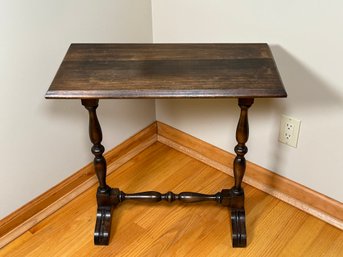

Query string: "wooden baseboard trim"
[[157, 121, 343, 229], [1, 120, 341, 248], [0, 122, 158, 249]]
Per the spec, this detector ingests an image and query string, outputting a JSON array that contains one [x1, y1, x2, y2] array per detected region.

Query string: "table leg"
[[81, 98, 254, 247], [230, 98, 254, 247], [81, 99, 113, 245]]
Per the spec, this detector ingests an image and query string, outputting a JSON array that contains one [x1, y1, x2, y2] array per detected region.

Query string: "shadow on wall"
[[270, 45, 343, 108], [43, 98, 156, 156], [239, 45, 343, 236], [252, 44, 343, 116], [158, 44, 342, 129], [157, 45, 342, 200], [260, 45, 343, 189]]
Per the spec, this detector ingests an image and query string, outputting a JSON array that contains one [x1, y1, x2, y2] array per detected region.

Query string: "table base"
[[81, 98, 253, 248]]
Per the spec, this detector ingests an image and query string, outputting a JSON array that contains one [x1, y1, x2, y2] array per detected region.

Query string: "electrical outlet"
[[279, 115, 301, 148]]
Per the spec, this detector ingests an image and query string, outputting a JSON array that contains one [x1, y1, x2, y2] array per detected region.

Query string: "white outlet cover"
[[279, 115, 301, 148]]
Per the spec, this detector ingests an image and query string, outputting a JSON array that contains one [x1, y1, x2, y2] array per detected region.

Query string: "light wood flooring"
[[1, 142, 342, 256]]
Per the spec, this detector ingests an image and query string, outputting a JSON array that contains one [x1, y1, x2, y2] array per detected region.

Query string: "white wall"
[[152, 1, 343, 201], [0, 0, 154, 218], [2, 1, 342, 220]]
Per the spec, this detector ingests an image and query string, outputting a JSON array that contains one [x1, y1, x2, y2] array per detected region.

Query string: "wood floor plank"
[[1, 142, 342, 257]]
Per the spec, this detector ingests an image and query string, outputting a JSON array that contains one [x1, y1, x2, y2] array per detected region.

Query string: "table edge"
[[45, 89, 287, 99]]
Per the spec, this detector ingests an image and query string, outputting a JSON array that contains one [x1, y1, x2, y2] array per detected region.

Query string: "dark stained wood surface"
[[46, 44, 287, 99]]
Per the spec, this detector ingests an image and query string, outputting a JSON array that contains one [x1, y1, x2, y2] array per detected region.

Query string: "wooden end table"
[[46, 43, 287, 248]]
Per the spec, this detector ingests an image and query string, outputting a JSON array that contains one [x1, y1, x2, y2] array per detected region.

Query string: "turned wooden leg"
[[81, 97, 255, 247], [82, 99, 113, 245], [233, 98, 254, 190], [230, 98, 254, 248]]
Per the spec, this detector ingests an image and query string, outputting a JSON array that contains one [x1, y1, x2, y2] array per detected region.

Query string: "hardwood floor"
[[1, 142, 342, 256]]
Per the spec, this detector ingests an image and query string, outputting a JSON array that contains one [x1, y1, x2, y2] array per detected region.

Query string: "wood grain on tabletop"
[[46, 43, 287, 99]]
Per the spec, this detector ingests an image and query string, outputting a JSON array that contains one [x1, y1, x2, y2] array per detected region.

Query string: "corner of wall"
[[149, 0, 155, 43]]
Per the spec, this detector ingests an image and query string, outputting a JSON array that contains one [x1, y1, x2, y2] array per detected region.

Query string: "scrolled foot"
[[231, 208, 247, 248], [94, 207, 112, 245]]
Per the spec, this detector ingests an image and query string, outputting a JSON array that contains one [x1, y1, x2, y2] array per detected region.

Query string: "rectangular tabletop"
[[46, 43, 286, 99]]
